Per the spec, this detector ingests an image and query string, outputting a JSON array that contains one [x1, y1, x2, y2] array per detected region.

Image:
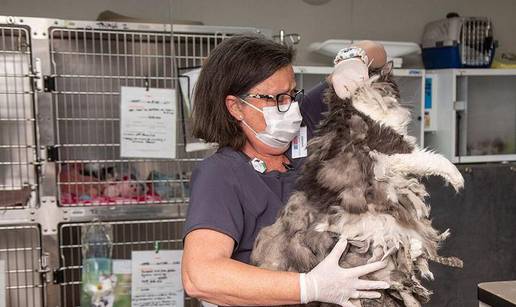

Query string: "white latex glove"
[[331, 58, 369, 99], [299, 237, 390, 307]]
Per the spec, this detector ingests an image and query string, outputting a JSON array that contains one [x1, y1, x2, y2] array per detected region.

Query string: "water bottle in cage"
[[81, 223, 115, 307]]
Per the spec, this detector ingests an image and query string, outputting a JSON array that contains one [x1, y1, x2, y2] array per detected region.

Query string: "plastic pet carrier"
[[422, 13, 496, 69]]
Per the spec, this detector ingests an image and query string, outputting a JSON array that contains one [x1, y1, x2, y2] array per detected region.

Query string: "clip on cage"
[[144, 77, 150, 91], [154, 241, 160, 253]]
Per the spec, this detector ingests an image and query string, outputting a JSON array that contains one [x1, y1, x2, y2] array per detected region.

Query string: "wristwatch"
[[334, 47, 369, 66]]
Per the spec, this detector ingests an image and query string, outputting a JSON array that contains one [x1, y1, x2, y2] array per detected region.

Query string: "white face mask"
[[240, 99, 303, 150]]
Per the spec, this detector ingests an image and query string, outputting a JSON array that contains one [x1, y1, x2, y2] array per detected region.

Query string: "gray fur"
[[250, 64, 462, 307]]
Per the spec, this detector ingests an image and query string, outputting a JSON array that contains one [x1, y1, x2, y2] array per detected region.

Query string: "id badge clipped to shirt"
[[291, 126, 308, 159]]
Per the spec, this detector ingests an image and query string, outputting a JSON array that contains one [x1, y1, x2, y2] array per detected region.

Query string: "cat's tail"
[[426, 255, 464, 268]]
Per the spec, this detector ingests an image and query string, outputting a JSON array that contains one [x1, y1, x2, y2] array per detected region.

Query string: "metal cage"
[[0, 24, 38, 209], [0, 15, 270, 307], [48, 25, 256, 207], [57, 219, 192, 307], [49, 27, 198, 207], [0, 224, 44, 307]]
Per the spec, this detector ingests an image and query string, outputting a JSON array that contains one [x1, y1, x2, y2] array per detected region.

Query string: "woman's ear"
[[225, 95, 244, 121]]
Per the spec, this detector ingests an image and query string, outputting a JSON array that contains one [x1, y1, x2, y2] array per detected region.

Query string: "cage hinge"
[[453, 100, 466, 111], [43, 75, 56, 92], [32, 58, 43, 92], [46, 145, 59, 162], [52, 268, 65, 285]]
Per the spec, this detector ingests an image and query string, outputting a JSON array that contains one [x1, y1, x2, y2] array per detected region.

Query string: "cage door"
[[0, 25, 38, 209]]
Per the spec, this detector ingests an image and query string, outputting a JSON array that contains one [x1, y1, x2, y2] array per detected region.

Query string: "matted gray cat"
[[251, 63, 464, 307]]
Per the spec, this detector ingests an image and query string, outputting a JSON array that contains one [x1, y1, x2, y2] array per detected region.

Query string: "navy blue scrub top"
[[183, 82, 327, 264]]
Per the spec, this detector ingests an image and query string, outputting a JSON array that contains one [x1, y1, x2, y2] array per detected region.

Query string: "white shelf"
[[457, 154, 516, 164], [293, 66, 332, 75], [427, 68, 516, 76], [393, 69, 424, 77], [294, 65, 424, 77]]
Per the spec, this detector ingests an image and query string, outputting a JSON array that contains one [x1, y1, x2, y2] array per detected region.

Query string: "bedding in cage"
[[58, 162, 190, 205]]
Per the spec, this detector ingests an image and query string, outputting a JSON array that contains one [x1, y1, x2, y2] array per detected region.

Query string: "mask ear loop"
[[240, 119, 259, 135], [239, 97, 264, 113], [238, 98, 263, 133]]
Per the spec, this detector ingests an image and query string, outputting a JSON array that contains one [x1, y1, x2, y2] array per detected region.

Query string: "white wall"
[[2, 0, 516, 66]]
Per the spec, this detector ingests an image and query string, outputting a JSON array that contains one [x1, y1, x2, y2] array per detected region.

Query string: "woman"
[[182, 34, 389, 307]]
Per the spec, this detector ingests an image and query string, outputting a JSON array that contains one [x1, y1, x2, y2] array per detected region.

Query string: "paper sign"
[[131, 250, 183, 307], [120, 87, 176, 159], [0, 260, 5, 307]]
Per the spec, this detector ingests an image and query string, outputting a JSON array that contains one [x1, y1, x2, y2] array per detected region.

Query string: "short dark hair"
[[192, 34, 295, 150]]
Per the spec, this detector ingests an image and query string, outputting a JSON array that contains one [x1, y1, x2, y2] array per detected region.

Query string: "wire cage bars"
[[49, 27, 231, 207], [0, 16, 268, 307], [0, 25, 38, 209], [0, 224, 44, 307], [58, 219, 194, 307]]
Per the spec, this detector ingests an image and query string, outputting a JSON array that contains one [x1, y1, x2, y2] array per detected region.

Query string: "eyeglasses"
[[239, 89, 304, 112]]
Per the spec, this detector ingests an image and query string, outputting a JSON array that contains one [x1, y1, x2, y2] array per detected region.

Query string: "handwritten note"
[[131, 250, 183, 307], [120, 87, 177, 159]]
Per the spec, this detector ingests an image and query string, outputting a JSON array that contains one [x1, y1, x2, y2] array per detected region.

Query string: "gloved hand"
[[299, 237, 390, 307], [331, 58, 369, 100]]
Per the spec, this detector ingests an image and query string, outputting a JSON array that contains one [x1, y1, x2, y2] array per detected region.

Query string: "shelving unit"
[[425, 69, 516, 163]]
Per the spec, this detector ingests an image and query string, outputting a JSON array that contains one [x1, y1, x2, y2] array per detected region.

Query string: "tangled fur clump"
[[250, 63, 464, 307]]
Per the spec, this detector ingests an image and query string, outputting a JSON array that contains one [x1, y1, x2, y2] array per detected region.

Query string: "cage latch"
[[39, 253, 54, 284], [43, 75, 56, 92], [46, 145, 59, 162]]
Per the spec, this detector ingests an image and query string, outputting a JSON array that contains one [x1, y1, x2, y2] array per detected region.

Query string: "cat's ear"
[[380, 61, 394, 77]]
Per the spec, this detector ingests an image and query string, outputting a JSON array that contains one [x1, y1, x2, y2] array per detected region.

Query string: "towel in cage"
[[422, 13, 496, 68], [59, 163, 162, 205]]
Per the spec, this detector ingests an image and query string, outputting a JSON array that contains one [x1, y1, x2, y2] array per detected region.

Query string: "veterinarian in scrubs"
[[182, 34, 389, 307]]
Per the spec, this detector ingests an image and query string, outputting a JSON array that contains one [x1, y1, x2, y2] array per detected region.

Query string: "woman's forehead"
[[251, 65, 295, 94]]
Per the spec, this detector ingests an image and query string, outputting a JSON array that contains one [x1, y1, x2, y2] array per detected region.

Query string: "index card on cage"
[[131, 250, 183, 307], [120, 87, 177, 159]]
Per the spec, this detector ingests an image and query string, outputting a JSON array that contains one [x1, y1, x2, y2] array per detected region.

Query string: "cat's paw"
[[419, 268, 434, 281], [442, 166, 464, 192]]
